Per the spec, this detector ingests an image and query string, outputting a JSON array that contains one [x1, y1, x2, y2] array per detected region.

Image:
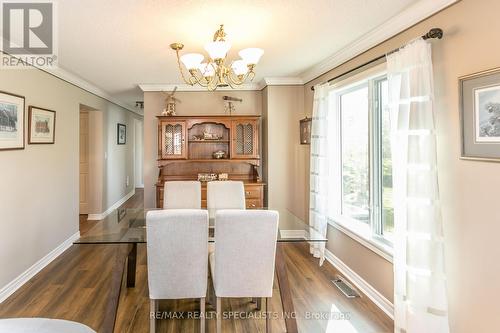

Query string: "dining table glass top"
[[74, 208, 327, 244]]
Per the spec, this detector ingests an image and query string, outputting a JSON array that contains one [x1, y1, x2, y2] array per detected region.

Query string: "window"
[[340, 84, 370, 223], [328, 67, 393, 252]]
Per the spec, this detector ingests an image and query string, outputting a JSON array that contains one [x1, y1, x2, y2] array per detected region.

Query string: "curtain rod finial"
[[425, 28, 443, 40]]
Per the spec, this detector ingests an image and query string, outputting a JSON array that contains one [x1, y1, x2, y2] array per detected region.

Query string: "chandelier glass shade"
[[170, 25, 263, 91]]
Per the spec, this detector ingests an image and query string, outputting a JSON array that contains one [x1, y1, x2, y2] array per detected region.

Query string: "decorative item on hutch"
[[212, 150, 226, 159], [170, 24, 264, 91], [162, 86, 180, 116], [223, 95, 242, 115]]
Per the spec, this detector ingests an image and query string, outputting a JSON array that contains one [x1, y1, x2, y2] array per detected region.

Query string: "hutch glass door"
[[232, 119, 258, 159], [160, 121, 186, 159]]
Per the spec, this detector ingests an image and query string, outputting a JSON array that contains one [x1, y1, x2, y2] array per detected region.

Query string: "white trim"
[[263, 77, 304, 86], [138, 76, 304, 92], [324, 248, 394, 320], [300, 0, 458, 83], [328, 63, 387, 91], [329, 218, 393, 263], [87, 189, 135, 221], [0, 231, 80, 303], [135, 184, 144, 189], [43, 67, 142, 116], [139, 82, 265, 92], [2, 52, 142, 115], [279, 230, 308, 239]]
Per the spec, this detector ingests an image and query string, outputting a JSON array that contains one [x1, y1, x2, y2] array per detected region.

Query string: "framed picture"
[[28, 106, 56, 144], [300, 117, 312, 145], [117, 123, 126, 145], [460, 68, 500, 161], [0, 91, 25, 151]]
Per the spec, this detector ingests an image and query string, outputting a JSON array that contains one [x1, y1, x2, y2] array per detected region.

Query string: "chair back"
[[164, 181, 201, 209], [207, 181, 245, 217], [147, 209, 208, 299], [213, 210, 278, 298]]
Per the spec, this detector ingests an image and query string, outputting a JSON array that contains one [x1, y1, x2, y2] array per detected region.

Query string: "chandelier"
[[170, 25, 264, 91]]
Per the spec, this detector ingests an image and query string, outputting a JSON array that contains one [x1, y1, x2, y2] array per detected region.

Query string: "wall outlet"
[[126, 176, 130, 187]]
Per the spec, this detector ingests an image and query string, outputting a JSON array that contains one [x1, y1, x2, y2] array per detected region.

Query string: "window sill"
[[327, 217, 393, 263]]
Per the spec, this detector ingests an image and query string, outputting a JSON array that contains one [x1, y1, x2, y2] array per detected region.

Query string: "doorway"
[[79, 110, 89, 214], [134, 119, 144, 188], [79, 104, 103, 218]]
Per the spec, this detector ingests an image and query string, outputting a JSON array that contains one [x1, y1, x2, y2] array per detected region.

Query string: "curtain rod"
[[310, 28, 443, 91]]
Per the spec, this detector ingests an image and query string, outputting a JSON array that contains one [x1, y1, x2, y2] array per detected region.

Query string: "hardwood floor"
[[0, 188, 393, 332]]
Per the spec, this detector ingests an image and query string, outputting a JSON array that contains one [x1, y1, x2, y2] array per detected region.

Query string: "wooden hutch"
[[156, 115, 264, 209]]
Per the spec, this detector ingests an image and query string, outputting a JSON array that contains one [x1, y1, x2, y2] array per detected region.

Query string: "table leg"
[[100, 245, 129, 333], [126, 243, 137, 288], [275, 243, 298, 333]]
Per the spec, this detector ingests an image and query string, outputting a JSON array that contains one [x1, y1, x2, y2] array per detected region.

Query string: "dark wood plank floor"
[[0, 188, 393, 333]]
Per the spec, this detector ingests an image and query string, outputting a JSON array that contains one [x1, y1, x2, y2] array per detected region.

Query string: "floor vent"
[[332, 276, 360, 298]]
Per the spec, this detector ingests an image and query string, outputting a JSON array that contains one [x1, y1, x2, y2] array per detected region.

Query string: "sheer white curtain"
[[387, 38, 449, 333], [309, 83, 335, 265]]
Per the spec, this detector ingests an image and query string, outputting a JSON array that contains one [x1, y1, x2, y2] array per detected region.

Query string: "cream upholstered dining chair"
[[163, 181, 201, 209], [0, 318, 96, 333], [147, 209, 209, 333], [206, 181, 245, 217], [209, 210, 279, 333]]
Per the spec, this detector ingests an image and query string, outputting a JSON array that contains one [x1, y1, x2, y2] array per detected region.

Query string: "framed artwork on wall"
[[0, 91, 25, 151], [117, 123, 126, 145], [300, 117, 311, 145], [28, 106, 56, 144], [460, 67, 500, 161]]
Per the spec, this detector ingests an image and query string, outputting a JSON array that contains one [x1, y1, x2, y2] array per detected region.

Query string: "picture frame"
[[0, 91, 25, 151], [28, 106, 56, 144], [459, 67, 500, 161], [117, 123, 126, 145], [300, 117, 312, 145]]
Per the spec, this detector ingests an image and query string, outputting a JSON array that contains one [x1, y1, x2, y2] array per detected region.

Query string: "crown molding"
[[139, 82, 264, 92], [139, 77, 305, 93], [299, 0, 458, 83], [2, 49, 142, 115], [263, 77, 304, 86], [44, 67, 142, 115]]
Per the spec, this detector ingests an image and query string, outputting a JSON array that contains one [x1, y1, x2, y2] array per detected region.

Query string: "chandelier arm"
[[227, 71, 245, 86], [226, 76, 237, 89], [247, 70, 256, 81], [190, 72, 210, 87], [174, 49, 194, 85]]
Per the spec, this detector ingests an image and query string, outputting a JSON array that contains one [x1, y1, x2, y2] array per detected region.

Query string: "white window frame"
[[326, 63, 394, 262]]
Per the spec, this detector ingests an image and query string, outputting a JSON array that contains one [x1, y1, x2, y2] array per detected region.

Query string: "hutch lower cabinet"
[[156, 115, 264, 209]]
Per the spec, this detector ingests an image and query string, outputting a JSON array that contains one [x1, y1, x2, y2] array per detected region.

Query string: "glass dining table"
[[74, 208, 327, 333]]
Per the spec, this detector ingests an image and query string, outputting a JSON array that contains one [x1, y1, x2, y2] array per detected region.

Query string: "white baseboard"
[[87, 189, 135, 221], [135, 184, 144, 189], [0, 231, 80, 303], [324, 249, 394, 320]]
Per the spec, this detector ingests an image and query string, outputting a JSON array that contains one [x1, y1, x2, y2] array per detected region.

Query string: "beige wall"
[[0, 64, 141, 293], [300, 0, 500, 331], [263, 86, 308, 218], [143, 90, 262, 208]]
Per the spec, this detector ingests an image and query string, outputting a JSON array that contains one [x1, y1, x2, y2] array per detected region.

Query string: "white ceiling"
[[54, 0, 438, 112]]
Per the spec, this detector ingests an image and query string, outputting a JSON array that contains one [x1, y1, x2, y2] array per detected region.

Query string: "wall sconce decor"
[[300, 117, 312, 145]]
